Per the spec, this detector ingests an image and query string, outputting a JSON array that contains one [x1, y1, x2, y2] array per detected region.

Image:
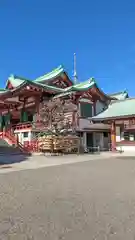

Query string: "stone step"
[[0, 139, 22, 155]]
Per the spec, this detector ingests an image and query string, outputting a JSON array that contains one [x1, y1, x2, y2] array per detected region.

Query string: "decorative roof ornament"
[[89, 77, 95, 84], [8, 74, 14, 81]]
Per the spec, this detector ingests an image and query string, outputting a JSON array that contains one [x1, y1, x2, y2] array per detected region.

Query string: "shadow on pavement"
[[0, 153, 31, 165]]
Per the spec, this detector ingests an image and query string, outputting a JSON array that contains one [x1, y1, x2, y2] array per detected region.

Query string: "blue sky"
[[0, 0, 135, 95]]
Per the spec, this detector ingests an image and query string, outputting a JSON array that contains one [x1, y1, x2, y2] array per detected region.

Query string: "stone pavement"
[[0, 152, 110, 174], [1, 157, 135, 239], [0, 151, 135, 174]]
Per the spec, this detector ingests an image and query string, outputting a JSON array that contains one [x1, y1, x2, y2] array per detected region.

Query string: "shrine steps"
[[0, 139, 24, 155], [0, 131, 29, 155]]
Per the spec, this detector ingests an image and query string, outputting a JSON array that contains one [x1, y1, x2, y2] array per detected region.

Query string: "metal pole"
[[73, 53, 77, 84]]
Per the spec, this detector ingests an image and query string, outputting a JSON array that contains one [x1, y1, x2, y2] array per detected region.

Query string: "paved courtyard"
[[1, 156, 135, 239]]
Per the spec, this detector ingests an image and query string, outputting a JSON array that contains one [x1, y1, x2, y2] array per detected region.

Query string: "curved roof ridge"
[[13, 75, 32, 81], [108, 90, 127, 96], [73, 77, 95, 87], [113, 97, 135, 102], [34, 65, 64, 82], [61, 77, 116, 100], [92, 78, 116, 100], [6, 74, 26, 89], [2, 77, 64, 98], [62, 78, 95, 92], [5, 65, 73, 89], [108, 89, 129, 100]]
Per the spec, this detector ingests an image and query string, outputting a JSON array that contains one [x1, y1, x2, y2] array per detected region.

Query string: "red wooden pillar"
[[111, 121, 116, 151]]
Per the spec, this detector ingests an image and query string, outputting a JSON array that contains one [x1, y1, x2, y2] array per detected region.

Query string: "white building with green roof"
[[92, 95, 135, 152]]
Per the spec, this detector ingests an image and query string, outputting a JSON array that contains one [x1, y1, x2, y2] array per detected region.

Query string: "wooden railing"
[[4, 131, 16, 144], [12, 121, 49, 131], [12, 122, 32, 131], [0, 128, 39, 153], [3, 130, 28, 153]]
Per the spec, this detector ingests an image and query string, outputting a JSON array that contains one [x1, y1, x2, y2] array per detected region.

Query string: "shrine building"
[[0, 64, 131, 153]]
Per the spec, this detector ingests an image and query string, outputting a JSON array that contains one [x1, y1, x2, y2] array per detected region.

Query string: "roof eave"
[[36, 72, 73, 87], [92, 114, 135, 122], [94, 83, 117, 101], [0, 80, 64, 99], [34, 65, 72, 82]]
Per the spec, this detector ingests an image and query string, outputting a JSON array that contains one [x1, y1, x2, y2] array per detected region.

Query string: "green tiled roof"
[[10, 78, 64, 94], [0, 87, 10, 96], [92, 98, 135, 120], [10, 75, 25, 86], [71, 78, 115, 100], [53, 78, 96, 99], [72, 78, 96, 91], [3, 69, 116, 101], [109, 90, 129, 100], [32, 81, 63, 92], [6, 65, 73, 89], [54, 78, 115, 100], [6, 72, 65, 91], [63, 78, 95, 92], [2, 76, 65, 98], [0, 88, 7, 92], [6, 74, 26, 88], [34, 65, 72, 83]]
